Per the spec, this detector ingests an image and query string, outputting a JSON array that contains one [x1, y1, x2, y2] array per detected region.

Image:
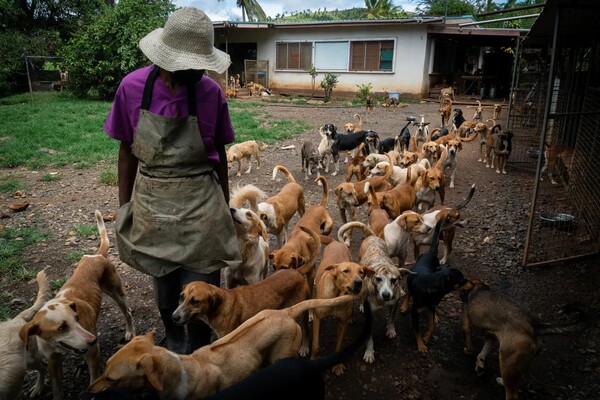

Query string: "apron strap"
[[141, 65, 161, 111], [141, 65, 198, 117]]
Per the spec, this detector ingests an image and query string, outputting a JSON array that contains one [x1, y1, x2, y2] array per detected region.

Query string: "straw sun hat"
[[139, 7, 231, 74]]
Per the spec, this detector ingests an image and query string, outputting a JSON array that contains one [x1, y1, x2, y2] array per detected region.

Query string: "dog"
[[395, 126, 411, 153], [452, 108, 466, 132], [365, 95, 374, 114], [345, 142, 367, 182], [457, 120, 478, 139], [0, 270, 51, 400], [541, 142, 575, 185], [330, 129, 369, 176], [459, 278, 586, 400], [421, 140, 445, 166], [247, 81, 271, 96], [337, 221, 414, 364], [334, 163, 393, 223], [20, 210, 136, 400], [364, 130, 380, 155], [197, 298, 373, 400], [171, 268, 310, 340], [401, 220, 467, 353], [370, 182, 417, 220], [412, 115, 430, 151], [226, 140, 268, 177], [439, 99, 452, 128], [493, 103, 503, 120], [413, 146, 448, 211], [344, 113, 362, 133], [412, 184, 475, 265], [362, 152, 394, 171], [472, 122, 499, 168], [441, 138, 463, 188], [318, 124, 336, 173], [494, 130, 514, 174], [252, 166, 305, 248], [472, 100, 483, 123], [301, 141, 321, 181], [225, 206, 270, 288], [312, 235, 372, 375], [368, 160, 428, 188], [87, 296, 358, 399], [225, 88, 238, 98], [384, 210, 431, 268], [439, 86, 455, 104]]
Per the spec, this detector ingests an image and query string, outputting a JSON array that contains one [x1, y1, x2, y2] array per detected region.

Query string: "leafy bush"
[[320, 73, 339, 103], [356, 83, 373, 101], [62, 0, 174, 100]]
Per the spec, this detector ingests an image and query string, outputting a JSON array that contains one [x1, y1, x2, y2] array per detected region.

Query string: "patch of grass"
[[400, 97, 421, 104], [230, 110, 311, 143], [65, 250, 85, 263], [0, 175, 23, 193], [0, 228, 49, 282], [0, 291, 12, 320], [40, 173, 62, 182], [228, 100, 265, 109], [51, 278, 68, 292], [98, 166, 118, 186], [69, 224, 98, 238]]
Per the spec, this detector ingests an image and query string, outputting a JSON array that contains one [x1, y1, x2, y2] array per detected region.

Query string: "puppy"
[[225, 206, 270, 288], [344, 113, 362, 133], [365, 95, 374, 114], [401, 220, 466, 353], [334, 163, 393, 223], [301, 141, 321, 181], [171, 268, 310, 339], [312, 235, 372, 375], [337, 222, 414, 364], [244, 166, 304, 248], [460, 279, 586, 400], [412, 184, 475, 265], [226, 140, 268, 177], [494, 130, 514, 174], [87, 296, 358, 399], [0, 271, 51, 400], [457, 120, 478, 139], [20, 211, 135, 400], [541, 142, 574, 185]]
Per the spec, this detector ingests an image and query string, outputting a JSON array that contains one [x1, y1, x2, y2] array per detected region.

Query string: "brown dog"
[[226, 140, 268, 177], [460, 278, 586, 400], [414, 146, 447, 211], [334, 162, 392, 223], [439, 98, 452, 127], [541, 142, 574, 185], [312, 235, 373, 375], [88, 296, 358, 399], [172, 268, 310, 343], [20, 211, 135, 400], [344, 113, 363, 133], [337, 222, 414, 364], [365, 95, 374, 114], [370, 182, 416, 220]]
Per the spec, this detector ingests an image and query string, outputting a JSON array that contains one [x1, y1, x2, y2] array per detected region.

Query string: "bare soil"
[[2, 99, 599, 400]]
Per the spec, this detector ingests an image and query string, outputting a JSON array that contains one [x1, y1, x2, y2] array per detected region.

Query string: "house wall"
[[221, 25, 431, 96]]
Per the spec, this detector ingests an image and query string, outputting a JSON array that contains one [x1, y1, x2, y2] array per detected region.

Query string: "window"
[[314, 42, 349, 70], [350, 40, 395, 71], [276, 42, 312, 70]]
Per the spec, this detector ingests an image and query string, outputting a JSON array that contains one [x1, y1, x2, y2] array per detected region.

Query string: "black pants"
[[153, 268, 220, 354]]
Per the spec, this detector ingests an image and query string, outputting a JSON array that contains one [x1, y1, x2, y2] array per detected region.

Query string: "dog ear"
[[398, 268, 417, 276], [334, 185, 342, 197], [291, 255, 305, 269], [208, 293, 222, 312], [138, 354, 164, 391], [19, 321, 40, 349], [268, 251, 276, 260], [325, 263, 338, 272], [362, 266, 376, 277]]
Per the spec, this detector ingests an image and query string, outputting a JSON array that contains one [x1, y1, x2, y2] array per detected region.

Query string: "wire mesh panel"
[[244, 59, 269, 87], [24, 55, 66, 93], [514, 4, 600, 266]]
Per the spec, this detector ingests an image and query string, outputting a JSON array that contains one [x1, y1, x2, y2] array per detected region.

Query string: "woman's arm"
[[118, 142, 139, 206], [216, 145, 230, 204]]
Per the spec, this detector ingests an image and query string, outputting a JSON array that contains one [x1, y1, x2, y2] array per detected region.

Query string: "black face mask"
[[172, 69, 205, 86]]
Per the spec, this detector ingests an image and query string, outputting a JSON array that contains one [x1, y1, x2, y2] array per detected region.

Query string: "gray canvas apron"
[[116, 66, 241, 277]]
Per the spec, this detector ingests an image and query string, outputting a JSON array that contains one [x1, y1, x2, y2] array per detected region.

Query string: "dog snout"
[[381, 290, 393, 301], [350, 278, 363, 293]]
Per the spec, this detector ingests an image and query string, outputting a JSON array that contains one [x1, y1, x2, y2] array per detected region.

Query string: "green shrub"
[[320, 73, 339, 103], [356, 83, 373, 101]]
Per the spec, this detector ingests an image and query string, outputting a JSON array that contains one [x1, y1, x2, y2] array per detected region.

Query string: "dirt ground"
[[2, 99, 599, 400]]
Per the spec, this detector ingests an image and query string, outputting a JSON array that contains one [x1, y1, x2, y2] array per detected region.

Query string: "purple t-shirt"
[[104, 65, 235, 164]]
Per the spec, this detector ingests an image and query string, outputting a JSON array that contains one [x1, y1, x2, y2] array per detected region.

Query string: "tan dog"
[[247, 81, 271, 96], [472, 122, 499, 168], [226, 140, 268, 177], [225, 88, 238, 98], [460, 278, 586, 400], [345, 142, 367, 182], [370, 182, 417, 220], [364, 182, 391, 238], [344, 113, 362, 133], [414, 146, 448, 211], [421, 140, 445, 166], [225, 205, 270, 288], [441, 138, 463, 188], [541, 142, 574, 185], [235, 166, 304, 248], [472, 100, 483, 123], [439, 86, 455, 104], [439, 98, 452, 127], [368, 160, 427, 187], [312, 235, 373, 375], [88, 296, 357, 399], [337, 222, 413, 364], [20, 211, 135, 400], [399, 151, 419, 168], [172, 268, 310, 345], [456, 120, 478, 138], [334, 163, 392, 223], [0, 271, 51, 400], [412, 184, 475, 265]]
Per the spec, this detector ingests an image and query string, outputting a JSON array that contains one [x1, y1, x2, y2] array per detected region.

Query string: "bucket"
[[388, 92, 400, 100], [490, 85, 497, 98], [479, 86, 486, 98]]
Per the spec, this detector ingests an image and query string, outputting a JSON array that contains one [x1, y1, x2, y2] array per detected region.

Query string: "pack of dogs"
[[2, 102, 584, 400]]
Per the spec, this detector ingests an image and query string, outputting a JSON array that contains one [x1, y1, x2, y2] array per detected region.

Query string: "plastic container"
[[388, 92, 400, 100]]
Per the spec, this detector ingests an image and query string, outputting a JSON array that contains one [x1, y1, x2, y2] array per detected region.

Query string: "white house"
[[213, 16, 525, 98]]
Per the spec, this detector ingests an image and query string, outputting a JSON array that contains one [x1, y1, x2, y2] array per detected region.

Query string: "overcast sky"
[[173, 0, 419, 21]]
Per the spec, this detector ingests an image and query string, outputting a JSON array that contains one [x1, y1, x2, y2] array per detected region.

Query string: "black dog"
[[453, 108, 466, 131], [365, 131, 394, 154], [330, 129, 369, 176], [401, 219, 467, 353], [430, 127, 449, 141], [203, 299, 372, 400]]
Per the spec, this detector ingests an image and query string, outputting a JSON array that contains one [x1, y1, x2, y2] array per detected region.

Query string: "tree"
[[365, 0, 402, 19], [61, 0, 174, 100], [235, 0, 267, 22], [413, 0, 476, 16]]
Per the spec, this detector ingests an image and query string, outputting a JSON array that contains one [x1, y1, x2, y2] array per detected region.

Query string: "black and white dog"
[[328, 127, 369, 176]]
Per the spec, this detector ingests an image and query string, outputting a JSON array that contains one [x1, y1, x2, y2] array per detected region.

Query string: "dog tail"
[[319, 235, 334, 245], [315, 176, 328, 206], [296, 226, 321, 277], [286, 294, 357, 320], [257, 141, 268, 151], [434, 144, 448, 170], [15, 270, 51, 322], [230, 184, 266, 211], [273, 165, 297, 183], [354, 113, 362, 131], [428, 219, 444, 256], [337, 221, 375, 247], [455, 184, 476, 210], [366, 182, 381, 210], [536, 303, 587, 336], [95, 210, 109, 257], [491, 124, 502, 134]]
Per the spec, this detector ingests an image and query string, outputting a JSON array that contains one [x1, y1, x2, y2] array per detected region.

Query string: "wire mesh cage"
[[508, 3, 600, 266], [24, 55, 67, 93]]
